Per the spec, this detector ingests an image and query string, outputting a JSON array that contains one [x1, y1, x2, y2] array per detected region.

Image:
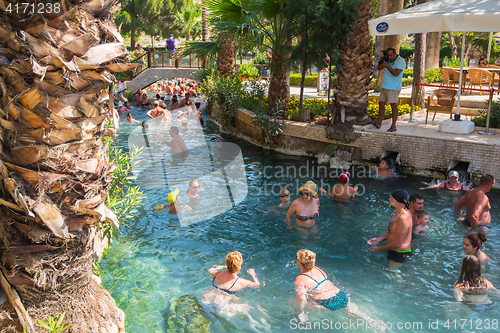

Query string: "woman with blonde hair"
[[202, 251, 260, 311], [286, 181, 320, 230], [294, 249, 376, 323]]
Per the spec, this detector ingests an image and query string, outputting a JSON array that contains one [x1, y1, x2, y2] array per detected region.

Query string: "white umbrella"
[[368, 0, 500, 132]]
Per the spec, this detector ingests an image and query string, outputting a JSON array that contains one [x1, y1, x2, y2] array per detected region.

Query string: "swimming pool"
[[100, 106, 500, 332]]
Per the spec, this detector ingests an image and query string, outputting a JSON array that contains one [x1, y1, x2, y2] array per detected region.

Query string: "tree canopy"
[[115, 0, 187, 49]]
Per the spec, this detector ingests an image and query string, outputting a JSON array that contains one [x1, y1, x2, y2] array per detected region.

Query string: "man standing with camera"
[[373, 48, 405, 132]]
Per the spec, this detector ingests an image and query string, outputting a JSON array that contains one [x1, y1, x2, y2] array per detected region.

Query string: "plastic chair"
[[426, 89, 458, 123], [467, 69, 493, 96]]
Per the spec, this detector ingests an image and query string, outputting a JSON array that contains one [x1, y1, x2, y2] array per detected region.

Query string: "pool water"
[[100, 106, 500, 332]]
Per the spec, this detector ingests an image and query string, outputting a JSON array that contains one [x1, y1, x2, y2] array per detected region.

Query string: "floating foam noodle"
[[126, 110, 248, 226]]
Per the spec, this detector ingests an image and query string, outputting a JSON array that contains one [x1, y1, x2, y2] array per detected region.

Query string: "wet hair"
[[297, 249, 316, 270], [142, 121, 148, 129], [225, 251, 242, 273], [416, 210, 429, 220], [156, 94, 161, 100], [172, 95, 178, 103], [457, 255, 487, 289], [465, 232, 487, 250], [170, 126, 179, 134], [410, 193, 423, 203], [380, 158, 391, 167], [185, 93, 190, 98], [480, 174, 495, 186], [279, 188, 290, 197], [127, 113, 132, 117]]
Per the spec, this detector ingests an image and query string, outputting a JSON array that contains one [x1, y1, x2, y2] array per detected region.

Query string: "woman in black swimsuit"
[[201, 251, 260, 311]]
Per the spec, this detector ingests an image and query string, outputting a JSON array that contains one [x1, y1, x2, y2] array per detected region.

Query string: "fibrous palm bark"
[[217, 32, 235, 76], [0, 0, 132, 332], [335, 0, 373, 125]]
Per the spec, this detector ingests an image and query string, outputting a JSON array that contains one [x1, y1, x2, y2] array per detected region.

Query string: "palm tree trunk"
[[268, 52, 289, 116], [217, 32, 235, 76], [202, 7, 208, 41], [0, 1, 128, 332], [334, 0, 373, 125]]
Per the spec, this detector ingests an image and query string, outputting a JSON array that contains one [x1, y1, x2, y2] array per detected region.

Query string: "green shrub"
[[473, 98, 500, 128], [442, 57, 461, 68], [199, 74, 244, 129], [403, 69, 413, 78], [367, 99, 421, 120], [290, 74, 318, 87], [424, 68, 442, 84], [238, 63, 259, 78], [105, 146, 144, 242], [402, 78, 413, 86]]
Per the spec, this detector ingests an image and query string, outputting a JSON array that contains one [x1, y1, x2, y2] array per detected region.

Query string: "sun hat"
[[167, 189, 180, 204], [448, 170, 459, 178], [298, 181, 319, 198], [118, 101, 123, 106], [339, 171, 351, 183]]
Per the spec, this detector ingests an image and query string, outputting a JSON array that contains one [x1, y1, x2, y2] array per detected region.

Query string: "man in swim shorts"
[[409, 193, 424, 227], [368, 189, 413, 270], [455, 174, 495, 228]]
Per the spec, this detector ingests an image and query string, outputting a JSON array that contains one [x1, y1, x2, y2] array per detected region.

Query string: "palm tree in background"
[[175, 1, 202, 40], [182, 0, 292, 114]]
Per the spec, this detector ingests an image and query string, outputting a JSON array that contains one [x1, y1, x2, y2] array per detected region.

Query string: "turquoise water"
[[100, 107, 500, 332]]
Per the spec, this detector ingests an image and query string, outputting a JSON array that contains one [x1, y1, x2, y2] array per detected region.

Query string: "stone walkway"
[[357, 111, 500, 146]]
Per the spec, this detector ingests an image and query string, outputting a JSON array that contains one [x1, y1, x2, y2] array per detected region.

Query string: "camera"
[[378, 50, 390, 65]]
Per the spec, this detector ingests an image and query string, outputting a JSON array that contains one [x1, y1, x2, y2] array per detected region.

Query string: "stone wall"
[[234, 108, 360, 158], [217, 107, 499, 185], [355, 131, 500, 183]]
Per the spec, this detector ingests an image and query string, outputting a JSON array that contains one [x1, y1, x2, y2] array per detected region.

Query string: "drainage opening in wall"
[[448, 160, 471, 182], [381, 151, 401, 171]]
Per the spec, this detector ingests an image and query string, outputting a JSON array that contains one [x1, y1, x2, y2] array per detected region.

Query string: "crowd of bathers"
[[105, 78, 203, 126], [198, 165, 498, 323]]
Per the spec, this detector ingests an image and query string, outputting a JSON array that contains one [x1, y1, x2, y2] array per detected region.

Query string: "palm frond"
[[180, 40, 218, 61]]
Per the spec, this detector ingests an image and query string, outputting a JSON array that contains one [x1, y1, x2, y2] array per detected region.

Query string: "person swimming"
[[201, 251, 260, 311], [454, 255, 497, 304], [294, 249, 378, 323], [286, 181, 320, 231], [420, 170, 470, 191], [319, 171, 358, 202]]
